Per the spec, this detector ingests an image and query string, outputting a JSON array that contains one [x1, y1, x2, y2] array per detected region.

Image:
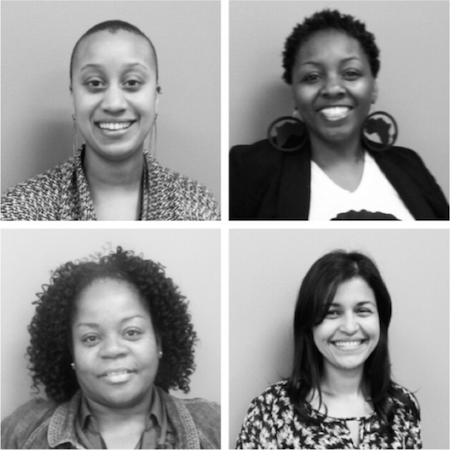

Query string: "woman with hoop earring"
[[229, 9, 448, 220]]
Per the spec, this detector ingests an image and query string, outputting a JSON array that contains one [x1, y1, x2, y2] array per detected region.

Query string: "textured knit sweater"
[[1, 147, 220, 221]]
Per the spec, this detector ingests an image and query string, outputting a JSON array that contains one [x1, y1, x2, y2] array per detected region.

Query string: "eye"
[[124, 79, 142, 90], [302, 73, 321, 84], [82, 334, 99, 346], [86, 79, 105, 91], [124, 328, 142, 339], [325, 309, 340, 318], [357, 308, 372, 316], [344, 70, 361, 80]]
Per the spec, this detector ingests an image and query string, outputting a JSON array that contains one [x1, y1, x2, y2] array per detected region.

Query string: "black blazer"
[[229, 139, 449, 220]]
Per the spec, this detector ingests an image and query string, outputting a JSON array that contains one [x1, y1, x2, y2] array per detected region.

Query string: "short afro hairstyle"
[[282, 9, 380, 84], [27, 247, 197, 403], [69, 19, 158, 89]]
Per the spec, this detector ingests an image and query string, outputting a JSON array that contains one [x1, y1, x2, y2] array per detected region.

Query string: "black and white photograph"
[[229, 1, 449, 220], [1, 1, 220, 221], [1, 229, 220, 448]]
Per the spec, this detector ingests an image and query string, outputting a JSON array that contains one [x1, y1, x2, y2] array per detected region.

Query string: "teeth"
[[98, 122, 132, 131], [106, 370, 129, 376], [320, 107, 350, 121], [334, 340, 362, 348]]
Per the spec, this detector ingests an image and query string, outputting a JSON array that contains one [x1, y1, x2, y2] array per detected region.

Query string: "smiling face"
[[71, 30, 158, 162], [313, 277, 380, 377], [291, 30, 378, 146], [71, 278, 160, 410]]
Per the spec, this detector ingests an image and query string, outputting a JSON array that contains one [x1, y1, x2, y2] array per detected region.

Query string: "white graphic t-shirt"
[[308, 153, 415, 221]]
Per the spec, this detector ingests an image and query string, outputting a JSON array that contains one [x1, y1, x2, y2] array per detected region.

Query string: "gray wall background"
[[230, 1, 449, 200], [230, 229, 449, 449], [1, 1, 221, 203]]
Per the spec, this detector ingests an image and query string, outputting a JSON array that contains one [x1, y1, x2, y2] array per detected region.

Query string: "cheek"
[[294, 86, 315, 108], [73, 345, 96, 373]]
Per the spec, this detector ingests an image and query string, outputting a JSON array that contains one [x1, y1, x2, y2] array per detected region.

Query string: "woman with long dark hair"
[[236, 250, 421, 448]]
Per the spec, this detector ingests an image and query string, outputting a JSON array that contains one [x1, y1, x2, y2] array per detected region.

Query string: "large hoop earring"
[[267, 116, 308, 152], [361, 111, 398, 152]]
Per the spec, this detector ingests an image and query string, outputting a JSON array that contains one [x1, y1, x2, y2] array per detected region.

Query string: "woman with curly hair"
[[1, 19, 219, 221], [236, 250, 421, 448], [229, 9, 448, 220], [1, 247, 220, 449]]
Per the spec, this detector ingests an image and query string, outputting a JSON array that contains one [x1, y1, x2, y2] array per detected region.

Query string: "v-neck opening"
[[311, 156, 366, 194]]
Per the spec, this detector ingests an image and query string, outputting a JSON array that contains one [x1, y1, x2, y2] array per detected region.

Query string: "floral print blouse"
[[236, 381, 421, 449]]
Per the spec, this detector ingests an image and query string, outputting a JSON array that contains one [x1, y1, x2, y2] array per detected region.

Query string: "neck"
[[84, 146, 145, 190], [321, 363, 365, 397], [84, 390, 152, 431], [310, 134, 365, 169]]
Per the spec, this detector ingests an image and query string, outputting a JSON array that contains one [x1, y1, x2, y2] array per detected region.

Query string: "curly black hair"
[[282, 9, 380, 84], [27, 247, 197, 403]]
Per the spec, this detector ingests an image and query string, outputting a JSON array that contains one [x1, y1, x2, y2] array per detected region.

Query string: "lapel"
[[160, 389, 200, 449], [371, 150, 435, 219], [276, 144, 311, 219]]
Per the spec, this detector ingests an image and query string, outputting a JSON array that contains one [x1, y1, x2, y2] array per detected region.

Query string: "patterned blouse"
[[236, 381, 421, 449], [1, 146, 220, 221]]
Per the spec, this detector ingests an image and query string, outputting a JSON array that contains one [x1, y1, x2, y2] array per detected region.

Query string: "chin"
[[91, 142, 144, 161]]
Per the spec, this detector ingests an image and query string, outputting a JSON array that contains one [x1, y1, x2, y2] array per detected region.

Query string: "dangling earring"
[[149, 114, 158, 158], [361, 111, 398, 152], [267, 107, 309, 152], [72, 114, 85, 156], [158, 350, 163, 359], [71, 362, 75, 370]]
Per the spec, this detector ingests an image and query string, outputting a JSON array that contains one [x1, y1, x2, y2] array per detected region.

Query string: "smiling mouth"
[[100, 369, 135, 384], [96, 121, 135, 131], [319, 107, 352, 121], [332, 340, 365, 349]]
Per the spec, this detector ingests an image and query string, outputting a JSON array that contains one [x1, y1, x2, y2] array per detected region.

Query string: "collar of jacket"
[[45, 389, 201, 449], [273, 142, 439, 220]]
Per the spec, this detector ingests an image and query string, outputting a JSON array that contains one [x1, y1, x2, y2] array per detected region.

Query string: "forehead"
[[333, 277, 376, 305], [73, 29, 156, 72], [296, 29, 368, 65], [75, 278, 149, 320]]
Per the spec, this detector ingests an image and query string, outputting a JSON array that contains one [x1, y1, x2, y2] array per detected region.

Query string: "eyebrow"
[[329, 300, 375, 307], [80, 62, 148, 72], [301, 56, 361, 67], [76, 314, 147, 329]]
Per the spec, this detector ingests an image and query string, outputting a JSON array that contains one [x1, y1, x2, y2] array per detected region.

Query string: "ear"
[[371, 80, 379, 105], [155, 85, 161, 115]]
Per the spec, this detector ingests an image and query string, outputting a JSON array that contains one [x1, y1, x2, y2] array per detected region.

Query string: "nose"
[[339, 312, 359, 334], [321, 75, 345, 98], [99, 335, 128, 359], [101, 85, 127, 113]]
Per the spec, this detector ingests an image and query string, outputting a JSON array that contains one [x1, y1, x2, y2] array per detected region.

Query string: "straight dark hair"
[[286, 250, 406, 431]]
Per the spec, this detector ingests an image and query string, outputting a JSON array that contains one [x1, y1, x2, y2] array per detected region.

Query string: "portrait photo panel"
[[1, 228, 221, 422], [1, 0, 220, 203], [230, 228, 449, 449]]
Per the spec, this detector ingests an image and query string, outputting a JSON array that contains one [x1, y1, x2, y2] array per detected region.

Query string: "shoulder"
[[166, 394, 220, 449], [230, 138, 285, 172], [1, 160, 71, 221], [247, 380, 292, 412], [371, 145, 430, 172], [1, 398, 57, 449], [180, 396, 220, 421], [146, 156, 220, 220], [389, 383, 421, 418]]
